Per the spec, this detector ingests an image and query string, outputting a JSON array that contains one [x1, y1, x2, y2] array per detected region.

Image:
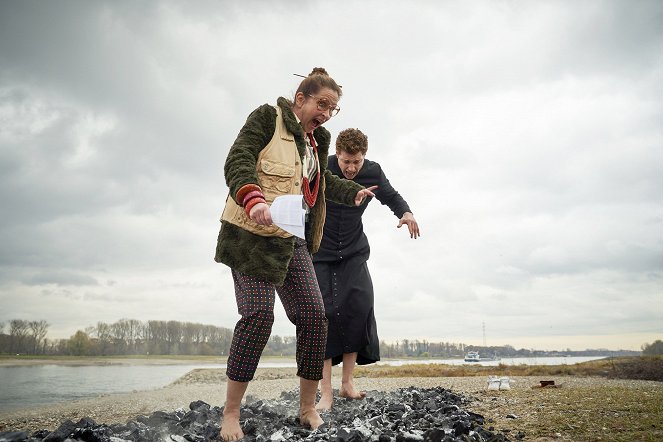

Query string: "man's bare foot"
[[219, 412, 243, 441], [339, 384, 366, 400], [315, 393, 333, 411], [300, 407, 324, 430]]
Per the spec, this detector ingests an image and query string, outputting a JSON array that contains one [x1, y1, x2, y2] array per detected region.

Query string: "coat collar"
[[277, 96, 330, 158], [277, 97, 304, 140]]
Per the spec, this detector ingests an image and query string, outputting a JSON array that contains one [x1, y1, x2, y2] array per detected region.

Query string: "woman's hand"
[[249, 202, 273, 225], [354, 185, 378, 206]]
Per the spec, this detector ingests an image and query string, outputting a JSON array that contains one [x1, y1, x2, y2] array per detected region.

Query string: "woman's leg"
[[225, 270, 276, 381], [276, 239, 327, 427], [276, 239, 327, 380], [220, 270, 276, 440], [339, 352, 366, 399], [315, 358, 334, 410]]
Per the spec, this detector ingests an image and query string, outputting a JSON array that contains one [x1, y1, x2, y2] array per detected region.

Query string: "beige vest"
[[221, 106, 313, 238]]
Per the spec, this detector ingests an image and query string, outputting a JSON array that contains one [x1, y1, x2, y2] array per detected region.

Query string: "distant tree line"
[[0, 318, 645, 357], [0, 318, 292, 357], [0, 319, 50, 355], [378, 341, 638, 358]]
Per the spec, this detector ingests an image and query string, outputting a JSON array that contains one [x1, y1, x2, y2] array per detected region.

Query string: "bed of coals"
[[0, 386, 516, 441]]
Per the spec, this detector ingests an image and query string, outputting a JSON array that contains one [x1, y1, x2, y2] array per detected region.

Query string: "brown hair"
[[336, 128, 368, 155], [295, 67, 343, 99]]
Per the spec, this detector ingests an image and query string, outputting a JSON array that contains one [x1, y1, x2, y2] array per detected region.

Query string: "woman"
[[214, 68, 375, 441]]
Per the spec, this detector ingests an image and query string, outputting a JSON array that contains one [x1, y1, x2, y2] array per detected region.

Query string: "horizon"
[[2, 317, 649, 353]]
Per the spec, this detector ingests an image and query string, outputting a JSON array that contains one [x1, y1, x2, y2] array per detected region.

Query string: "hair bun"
[[309, 67, 329, 76]]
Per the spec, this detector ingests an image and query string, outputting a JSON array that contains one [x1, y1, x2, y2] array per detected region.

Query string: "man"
[[313, 128, 420, 410]]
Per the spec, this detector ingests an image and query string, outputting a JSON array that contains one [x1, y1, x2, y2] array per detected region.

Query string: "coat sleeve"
[[223, 104, 276, 202], [374, 164, 412, 218], [324, 169, 364, 205]]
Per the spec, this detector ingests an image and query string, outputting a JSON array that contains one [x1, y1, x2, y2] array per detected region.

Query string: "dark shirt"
[[313, 154, 412, 263]]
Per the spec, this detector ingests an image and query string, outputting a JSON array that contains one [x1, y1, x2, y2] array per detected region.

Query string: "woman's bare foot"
[[339, 382, 366, 400], [315, 393, 333, 411], [220, 379, 248, 441], [300, 407, 324, 430], [219, 412, 243, 441]]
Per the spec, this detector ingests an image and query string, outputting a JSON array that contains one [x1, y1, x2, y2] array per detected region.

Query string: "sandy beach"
[[1, 360, 662, 440]]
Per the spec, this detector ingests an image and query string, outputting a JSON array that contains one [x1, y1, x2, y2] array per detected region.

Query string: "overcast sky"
[[1, 0, 661, 351]]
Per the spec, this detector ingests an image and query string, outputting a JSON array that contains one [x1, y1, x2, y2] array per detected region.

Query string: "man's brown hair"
[[336, 128, 368, 155]]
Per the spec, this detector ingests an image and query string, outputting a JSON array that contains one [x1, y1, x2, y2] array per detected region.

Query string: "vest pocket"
[[259, 159, 295, 197]]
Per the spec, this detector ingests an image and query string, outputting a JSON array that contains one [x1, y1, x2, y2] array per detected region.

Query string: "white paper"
[[270, 195, 306, 239]]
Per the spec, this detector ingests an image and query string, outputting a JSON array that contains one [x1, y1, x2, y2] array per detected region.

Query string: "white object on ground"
[[499, 376, 512, 390]]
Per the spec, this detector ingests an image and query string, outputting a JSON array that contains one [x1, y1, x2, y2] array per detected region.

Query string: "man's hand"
[[397, 212, 420, 239]]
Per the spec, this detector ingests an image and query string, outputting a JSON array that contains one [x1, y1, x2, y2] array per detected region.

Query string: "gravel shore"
[[1, 366, 662, 440]]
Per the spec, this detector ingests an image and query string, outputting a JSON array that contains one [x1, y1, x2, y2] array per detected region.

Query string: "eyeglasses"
[[308, 94, 341, 117]]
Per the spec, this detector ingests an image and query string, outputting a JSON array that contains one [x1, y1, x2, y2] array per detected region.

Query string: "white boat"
[[464, 351, 481, 362]]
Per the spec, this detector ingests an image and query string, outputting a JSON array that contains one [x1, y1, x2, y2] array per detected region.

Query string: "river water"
[[0, 356, 605, 412], [376, 355, 606, 367]]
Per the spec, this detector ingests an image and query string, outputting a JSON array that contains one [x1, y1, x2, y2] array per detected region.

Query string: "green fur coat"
[[214, 97, 363, 285]]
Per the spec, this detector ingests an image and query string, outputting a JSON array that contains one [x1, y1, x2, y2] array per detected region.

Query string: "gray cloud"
[[23, 271, 98, 287], [1, 0, 662, 350]]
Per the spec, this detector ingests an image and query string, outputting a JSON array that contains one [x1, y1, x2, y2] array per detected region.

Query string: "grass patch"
[[472, 383, 663, 441], [355, 357, 663, 441], [607, 356, 663, 381], [355, 356, 663, 381]]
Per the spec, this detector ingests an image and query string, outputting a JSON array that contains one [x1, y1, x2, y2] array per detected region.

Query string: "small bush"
[[607, 355, 663, 381]]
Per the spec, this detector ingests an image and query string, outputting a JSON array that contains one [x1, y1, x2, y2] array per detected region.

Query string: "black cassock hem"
[[314, 257, 381, 366]]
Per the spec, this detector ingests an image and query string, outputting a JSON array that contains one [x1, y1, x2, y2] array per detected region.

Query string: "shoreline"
[[2, 357, 662, 440], [0, 354, 609, 368], [1, 366, 662, 439], [0, 368, 491, 433]]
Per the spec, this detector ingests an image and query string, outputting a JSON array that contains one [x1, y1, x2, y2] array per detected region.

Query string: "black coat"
[[313, 155, 412, 365]]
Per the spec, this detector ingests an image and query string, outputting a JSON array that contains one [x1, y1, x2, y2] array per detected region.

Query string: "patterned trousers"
[[226, 238, 328, 382]]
